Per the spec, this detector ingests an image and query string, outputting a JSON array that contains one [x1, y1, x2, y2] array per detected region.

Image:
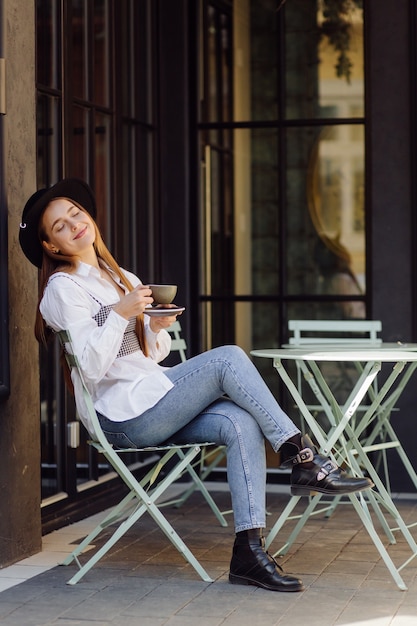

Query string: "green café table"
[[278, 342, 417, 495], [251, 347, 417, 590]]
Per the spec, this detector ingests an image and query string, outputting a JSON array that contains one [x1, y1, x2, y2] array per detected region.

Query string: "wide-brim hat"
[[19, 178, 97, 268]]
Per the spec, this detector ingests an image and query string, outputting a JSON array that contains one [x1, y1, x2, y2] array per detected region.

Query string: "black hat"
[[19, 178, 97, 268]]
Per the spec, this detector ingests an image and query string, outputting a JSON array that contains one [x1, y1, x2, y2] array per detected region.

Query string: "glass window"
[[36, 0, 158, 504], [285, 0, 364, 120], [251, 127, 280, 296], [203, 3, 233, 123], [286, 125, 365, 310], [119, 1, 134, 117], [94, 111, 112, 239], [93, 0, 110, 106], [119, 0, 154, 123], [72, 104, 89, 180], [71, 0, 111, 106], [201, 0, 363, 124], [249, 0, 279, 122], [116, 122, 155, 274], [199, 0, 365, 355], [37, 94, 62, 184], [36, 0, 62, 90], [71, 0, 88, 100]]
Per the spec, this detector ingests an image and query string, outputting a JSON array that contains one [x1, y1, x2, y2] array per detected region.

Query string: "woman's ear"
[[42, 240, 59, 254]]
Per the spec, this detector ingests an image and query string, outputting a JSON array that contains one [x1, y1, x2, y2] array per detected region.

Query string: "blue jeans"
[[98, 345, 300, 532]]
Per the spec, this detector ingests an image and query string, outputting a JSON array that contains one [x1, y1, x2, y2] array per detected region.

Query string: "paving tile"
[[0, 491, 417, 626], [0, 578, 27, 592], [0, 564, 50, 580], [166, 617, 223, 626], [390, 617, 417, 626], [110, 620, 166, 626], [0, 602, 24, 619]]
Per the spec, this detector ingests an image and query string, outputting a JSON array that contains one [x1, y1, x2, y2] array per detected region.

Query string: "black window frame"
[[36, 0, 160, 517], [0, 119, 9, 399], [0, 24, 9, 400]]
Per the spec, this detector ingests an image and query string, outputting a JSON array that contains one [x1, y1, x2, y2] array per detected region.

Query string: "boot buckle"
[[293, 447, 314, 465]]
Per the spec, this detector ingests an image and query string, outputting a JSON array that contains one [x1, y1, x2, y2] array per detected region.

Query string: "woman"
[[19, 178, 372, 593]]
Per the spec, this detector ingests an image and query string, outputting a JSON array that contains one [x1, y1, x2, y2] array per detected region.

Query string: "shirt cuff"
[[107, 308, 130, 331]]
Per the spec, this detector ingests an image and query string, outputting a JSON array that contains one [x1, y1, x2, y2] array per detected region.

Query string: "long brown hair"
[[35, 202, 149, 360]]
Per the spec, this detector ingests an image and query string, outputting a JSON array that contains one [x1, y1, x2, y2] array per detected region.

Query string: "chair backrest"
[[58, 322, 189, 442], [58, 329, 111, 447], [167, 320, 187, 362], [288, 319, 382, 346]]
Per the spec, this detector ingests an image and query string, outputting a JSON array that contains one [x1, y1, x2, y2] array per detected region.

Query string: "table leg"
[[269, 356, 417, 590]]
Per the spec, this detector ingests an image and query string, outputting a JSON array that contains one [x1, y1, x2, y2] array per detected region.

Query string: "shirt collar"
[[74, 261, 100, 277], [74, 260, 126, 288]]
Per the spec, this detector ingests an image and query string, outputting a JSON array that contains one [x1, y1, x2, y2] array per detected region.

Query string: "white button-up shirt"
[[39, 262, 174, 434]]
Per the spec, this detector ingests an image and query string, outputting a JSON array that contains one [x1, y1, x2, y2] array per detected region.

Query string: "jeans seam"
[[229, 414, 258, 526]]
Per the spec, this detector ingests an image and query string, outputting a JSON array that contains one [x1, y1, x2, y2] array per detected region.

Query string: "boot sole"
[[291, 481, 374, 496], [229, 573, 304, 592]]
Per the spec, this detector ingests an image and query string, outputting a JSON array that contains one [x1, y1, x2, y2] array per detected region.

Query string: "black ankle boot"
[[280, 434, 373, 496], [229, 529, 304, 592]]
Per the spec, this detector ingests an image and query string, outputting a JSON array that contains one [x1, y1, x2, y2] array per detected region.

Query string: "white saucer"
[[144, 306, 185, 317]]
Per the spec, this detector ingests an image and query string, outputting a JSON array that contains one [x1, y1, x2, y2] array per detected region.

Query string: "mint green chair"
[[58, 328, 227, 585]]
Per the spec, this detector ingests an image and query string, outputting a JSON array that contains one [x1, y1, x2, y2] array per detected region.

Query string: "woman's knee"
[[211, 344, 248, 366], [205, 399, 264, 446]]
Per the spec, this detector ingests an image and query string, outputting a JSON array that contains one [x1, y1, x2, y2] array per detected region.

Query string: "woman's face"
[[41, 197, 96, 259]]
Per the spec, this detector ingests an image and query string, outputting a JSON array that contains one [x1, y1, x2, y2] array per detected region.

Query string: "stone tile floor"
[[0, 485, 417, 626]]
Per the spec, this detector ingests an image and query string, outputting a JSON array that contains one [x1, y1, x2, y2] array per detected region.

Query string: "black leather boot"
[[229, 529, 304, 592], [280, 434, 373, 496]]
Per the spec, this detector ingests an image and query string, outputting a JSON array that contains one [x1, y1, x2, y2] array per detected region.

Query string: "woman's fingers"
[[114, 285, 154, 319], [149, 312, 181, 332]]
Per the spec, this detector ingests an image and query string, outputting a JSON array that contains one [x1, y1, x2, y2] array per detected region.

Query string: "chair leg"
[[63, 446, 214, 585], [67, 494, 213, 585], [163, 448, 228, 527], [61, 490, 137, 567]]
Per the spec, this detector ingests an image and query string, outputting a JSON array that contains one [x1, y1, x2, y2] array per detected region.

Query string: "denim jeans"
[[98, 345, 300, 532]]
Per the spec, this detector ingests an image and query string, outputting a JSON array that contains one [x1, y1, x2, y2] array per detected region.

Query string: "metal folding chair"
[[58, 329, 227, 585]]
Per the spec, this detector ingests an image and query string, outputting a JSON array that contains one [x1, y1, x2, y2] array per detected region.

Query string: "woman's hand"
[[149, 304, 183, 333], [113, 285, 154, 319]]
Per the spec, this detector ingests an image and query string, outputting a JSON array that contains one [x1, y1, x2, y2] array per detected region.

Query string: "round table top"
[[250, 347, 417, 363], [281, 342, 417, 351]]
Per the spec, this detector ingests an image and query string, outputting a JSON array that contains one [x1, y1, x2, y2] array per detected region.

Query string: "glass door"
[[198, 0, 366, 355], [199, 2, 235, 350], [197, 0, 366, 439]]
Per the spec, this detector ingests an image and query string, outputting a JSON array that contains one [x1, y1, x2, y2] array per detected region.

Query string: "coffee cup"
[[148, 284, 177, 305]]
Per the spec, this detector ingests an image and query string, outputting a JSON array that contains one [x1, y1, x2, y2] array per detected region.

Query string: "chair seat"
[[90, 440, 218, 453]]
